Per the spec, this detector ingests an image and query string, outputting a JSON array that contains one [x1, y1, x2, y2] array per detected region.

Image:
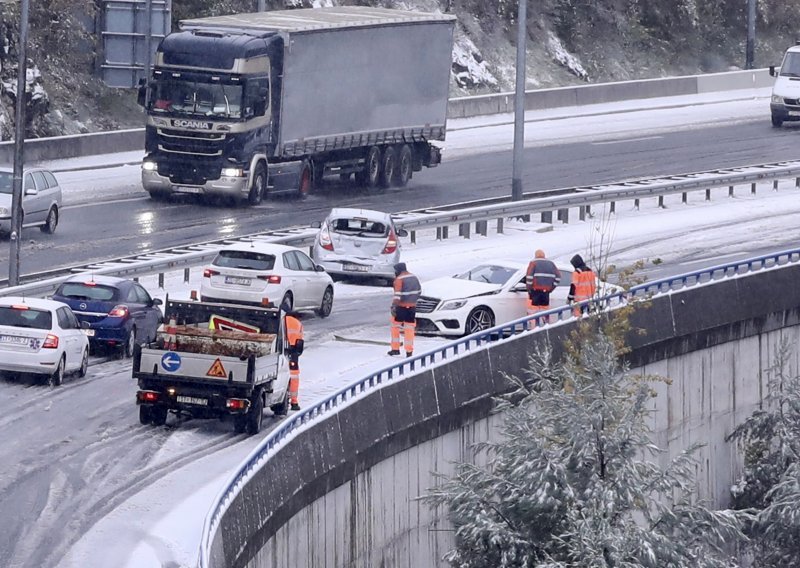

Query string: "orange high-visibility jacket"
[[393, 272, 422, 308], [573, 269, 597, 301], [285, 315, 304, 355], [525, 259, 561, 293]]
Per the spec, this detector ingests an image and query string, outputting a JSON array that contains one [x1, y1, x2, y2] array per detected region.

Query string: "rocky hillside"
[[0, 0, 798, 140]]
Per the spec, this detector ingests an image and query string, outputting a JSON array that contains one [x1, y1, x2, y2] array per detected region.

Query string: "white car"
[[415, 260, 617, 336], [200, 242, 335, 317], [0, 166, 62, 235], [311, 208, 408, 284], [0, 297, 89, 386]]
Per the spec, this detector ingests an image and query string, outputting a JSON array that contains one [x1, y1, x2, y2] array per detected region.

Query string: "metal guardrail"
[[196, 246, 800, 567], [2, 160, 800, 299]]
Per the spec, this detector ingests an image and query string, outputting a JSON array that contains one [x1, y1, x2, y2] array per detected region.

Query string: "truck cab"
[[769, 44, 800, 127]]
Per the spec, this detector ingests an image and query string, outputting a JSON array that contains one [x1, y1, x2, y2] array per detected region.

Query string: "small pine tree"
[[425, 326, 747, 567]]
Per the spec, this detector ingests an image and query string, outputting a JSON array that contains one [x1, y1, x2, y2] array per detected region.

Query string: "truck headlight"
[[440, 299, 467, 311], [772, 95, 784, 104], [142, 161, 157, 171], [221, 167, 244, 177], [0, 206, 9, 217]]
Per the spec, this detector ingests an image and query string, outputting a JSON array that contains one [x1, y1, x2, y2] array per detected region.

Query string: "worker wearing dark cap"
[[388, 262, 421, 357]]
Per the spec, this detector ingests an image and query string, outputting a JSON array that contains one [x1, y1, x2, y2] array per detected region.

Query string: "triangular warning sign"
[[207, 358, 227, 378]]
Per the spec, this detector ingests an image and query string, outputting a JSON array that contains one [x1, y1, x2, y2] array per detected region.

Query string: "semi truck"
[[137, 6, 456, 205], [133, 298, 291, 434]]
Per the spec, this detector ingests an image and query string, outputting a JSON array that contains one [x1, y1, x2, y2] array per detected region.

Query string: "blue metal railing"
[[197, 247, 800, 567]]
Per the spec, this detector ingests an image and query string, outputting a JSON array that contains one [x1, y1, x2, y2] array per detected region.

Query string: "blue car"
[[52, 275, 163, 357]]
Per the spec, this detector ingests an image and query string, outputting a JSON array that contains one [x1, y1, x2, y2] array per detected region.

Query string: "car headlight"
[[440, 299, 468, 311], [221, 167, 244, 177], [142, 161, 157, 171], [772, 94, 784, 104], [0, 206, 9, 217]]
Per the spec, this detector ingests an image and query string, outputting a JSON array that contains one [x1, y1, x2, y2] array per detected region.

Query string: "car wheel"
[[316, 286, 334, 318], [124, 327, 136, 358], [772, 114, 784, 128], [246, 392, 264, 435], [40, 206, 58, 234], [464, 306, 495, 335], [78, 349, 88, 378], [248, 163, 267, 206], [49, 356, 65, 387], [150, 406, 168, 426], [139, 405, 153, 425], [280, 293, 293, 313]]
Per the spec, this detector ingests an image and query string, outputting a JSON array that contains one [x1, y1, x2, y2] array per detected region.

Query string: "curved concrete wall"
[[206, 264, 800, 567]]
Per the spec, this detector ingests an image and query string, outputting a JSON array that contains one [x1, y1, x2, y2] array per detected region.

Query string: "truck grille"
[[415, 296, 440, 314], [157, 128, 226, 157]]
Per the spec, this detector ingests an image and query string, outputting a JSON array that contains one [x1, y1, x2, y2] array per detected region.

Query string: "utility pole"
[[746, 0, 756, 69], [511, 0, 527, 201], [258, 0, 265, 12], [9, 0, 29, 287]]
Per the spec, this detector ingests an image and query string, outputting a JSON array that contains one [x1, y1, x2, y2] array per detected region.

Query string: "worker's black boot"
[[406, 351, 413, 358], [387, 349, 401, 356], [291, 402, 301, 411]]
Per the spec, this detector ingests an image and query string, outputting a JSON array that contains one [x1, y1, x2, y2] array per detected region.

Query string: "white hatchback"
[[0, 297, 89, 386], [200, 242, 335, 317]]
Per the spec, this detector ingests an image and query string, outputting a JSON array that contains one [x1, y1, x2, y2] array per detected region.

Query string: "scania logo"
[[171, 119, 212, 130]]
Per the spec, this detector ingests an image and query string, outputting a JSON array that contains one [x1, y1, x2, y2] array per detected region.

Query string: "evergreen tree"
[[425, 325, 747, 567]]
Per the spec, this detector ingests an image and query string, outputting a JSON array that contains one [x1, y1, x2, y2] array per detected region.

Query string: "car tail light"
[[203, 269, 220, 278], [226, 398, 250, 411], [382, 229, 398, 254], [42, 334, 59, 349], [257, 274, 282, 284], [11, 305, 29, 310], [137, 390, 159, 403], [108, 305, 129, 318], [83, 281, 97, 286], [319, 224, 334, 251]]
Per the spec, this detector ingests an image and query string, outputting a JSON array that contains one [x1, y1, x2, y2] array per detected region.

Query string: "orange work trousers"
[[390, 317, 416, 355]]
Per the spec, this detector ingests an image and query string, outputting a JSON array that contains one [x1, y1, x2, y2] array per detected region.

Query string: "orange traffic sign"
[[207, 358, 227, 378], [209, 314, 260, 333]]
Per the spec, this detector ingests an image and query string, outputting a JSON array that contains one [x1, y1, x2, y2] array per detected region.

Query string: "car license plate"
[[0, 334, 29, 346], [225, 276, 251, 286], [343, 263, 368, 272], [177, 395, 208, 406], [790, 111, 800, 116], [175, 186, 203, 194], [82, 329, 95, 337]]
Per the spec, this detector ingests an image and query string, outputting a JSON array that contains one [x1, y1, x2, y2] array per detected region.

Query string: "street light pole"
[[9, 0, 29, 287], [511, 0, 527, 201], [746, 0, 756, 69]]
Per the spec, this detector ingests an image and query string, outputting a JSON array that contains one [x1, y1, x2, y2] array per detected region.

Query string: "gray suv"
[[0, 167, 62, 236]]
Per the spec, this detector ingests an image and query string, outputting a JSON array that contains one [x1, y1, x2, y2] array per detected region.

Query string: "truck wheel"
[[772, 114, 784, 128], [150, 406, 168, 426], [379, 146, 396, 188], [246, 392, 264, 435], [298, 162, 312, 200], [139, 405, 153, 425], [271, 391, 290, 417], [248, 163, 267, 206], [394, 145, 413, 187], [233, 415, 247, 434], [357, 146, 382, 189]]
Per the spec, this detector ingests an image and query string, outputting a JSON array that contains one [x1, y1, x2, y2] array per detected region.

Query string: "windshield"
[[0, 307, 52, 330], [149, 78, 243, 118], [57, 283, 119, 302], [214, 250, 276, 271], [0, 172, 11, 194], [455, 265, 518, 285], [780, 52, 800, 77], [330, 217, 389, 237]]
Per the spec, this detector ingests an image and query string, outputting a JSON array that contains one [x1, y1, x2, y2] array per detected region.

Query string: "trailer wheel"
[[139, 405, 153, 425], [246, 393, 264, 435], [150, 406, 168, 426], [298, 162, 312, 200], [357, 146, 382, 190], [248, 163, 267, 206], [379, 146, 396, 188], [394, 144, 413, 187]]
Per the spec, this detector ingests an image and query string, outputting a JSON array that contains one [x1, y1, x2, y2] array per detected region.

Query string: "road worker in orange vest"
[[388, 262, 421, 358], [283, 309, 304, 412], [567, 254, 597, 316], [525, 249, 561, 328]]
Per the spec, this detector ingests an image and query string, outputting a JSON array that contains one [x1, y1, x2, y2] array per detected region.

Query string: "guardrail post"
[[541, 211, 552, 223], [496, 217, 504, 234], [158, 272, 165, 289], [681, 192, 687, 204], [751, 182, 757, 194], [774, 180, 779, 191], [183, 268, 190, 283], [557, 208, 569, 223], [796, 177, 800, 188], [658, 196, 665, 208], [634, 199, 640, 210], [476, 220, 488, 236], [436, 226, 449, 240], [459, 223, 471, 238], [579, 206, 588, 221], [410, 230, 416, 245], [729, 185, 734, 197], [705, 189, 711, 201]]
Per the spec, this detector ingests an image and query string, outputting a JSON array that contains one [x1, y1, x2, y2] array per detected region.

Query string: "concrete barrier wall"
[[0, 69, 772, 165], [205, 264, 800, 567]]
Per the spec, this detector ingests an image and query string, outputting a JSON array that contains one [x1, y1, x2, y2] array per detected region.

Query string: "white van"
[[769, 44, 800, 127]]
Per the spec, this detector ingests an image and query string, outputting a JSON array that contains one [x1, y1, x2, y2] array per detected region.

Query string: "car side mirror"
[[769, 65, 776, 77], [512, 283, 527, 292], [315, 264, 326, 272], [151, 298, 163, 306], [81, 321, 91, 330], [311, 221, 321, 229], [396, 228, 409, 237], [25, 188, 38, 196]]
